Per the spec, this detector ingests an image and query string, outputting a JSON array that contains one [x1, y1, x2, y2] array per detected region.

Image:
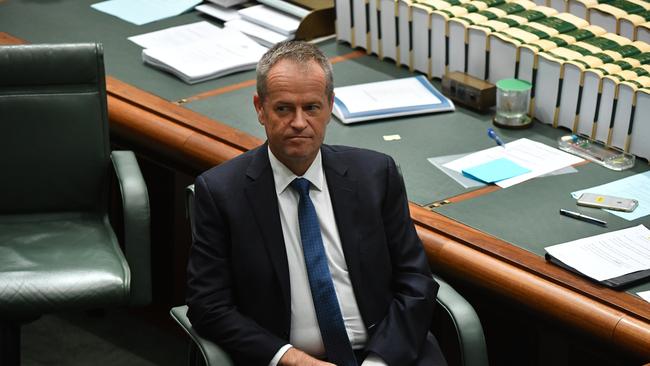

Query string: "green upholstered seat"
[[0, 213, 128, 317], [0, 43, 151, 365], [171, 185, 488, 366]]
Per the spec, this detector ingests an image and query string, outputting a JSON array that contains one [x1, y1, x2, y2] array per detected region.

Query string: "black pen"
[[559, 208, 607, 227]]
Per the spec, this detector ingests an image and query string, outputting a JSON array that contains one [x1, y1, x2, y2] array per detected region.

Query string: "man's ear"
[[326, 92, 335, 125], [253, 94, 265, 125]]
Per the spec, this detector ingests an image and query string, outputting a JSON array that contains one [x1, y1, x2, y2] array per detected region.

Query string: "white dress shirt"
[[267, 148, 387, 366]]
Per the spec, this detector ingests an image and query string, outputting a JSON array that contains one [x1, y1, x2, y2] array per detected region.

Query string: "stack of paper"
[[223, 4, 301, 47], [545, 224, 650, 287], [206, 0, 248, 8], [195, 3, 242, 22], [128, 21, 267, 84]]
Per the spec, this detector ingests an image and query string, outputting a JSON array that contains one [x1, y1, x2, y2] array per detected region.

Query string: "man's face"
[[254, 59, 333, 175]]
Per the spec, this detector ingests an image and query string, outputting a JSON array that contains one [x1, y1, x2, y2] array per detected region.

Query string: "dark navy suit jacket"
[[187, 144, 444, 365]]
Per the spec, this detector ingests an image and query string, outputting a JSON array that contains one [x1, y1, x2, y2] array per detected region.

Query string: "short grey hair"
[[256, 40, 334, 102]]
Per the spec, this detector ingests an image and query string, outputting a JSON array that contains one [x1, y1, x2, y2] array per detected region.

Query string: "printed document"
[[238, 4, 301, 35], [545, 225, 650, 281], [443, 138, 584, 188], [128, 21, 222, 49], [225, 18, 291, 48], [129, 22, 267, 84], [195, 4, 241, 22], [332, 76, 454, 123], [338, 78, 440, 113]]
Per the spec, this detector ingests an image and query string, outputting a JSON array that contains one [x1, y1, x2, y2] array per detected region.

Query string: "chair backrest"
[[0, 43, 111, 214]]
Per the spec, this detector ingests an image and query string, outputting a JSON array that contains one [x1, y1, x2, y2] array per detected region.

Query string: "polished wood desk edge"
[[0, 31, 24, 44], [415, 225, 650, 358], [107, 77, 262, 151], [410, 204, 650, 322]]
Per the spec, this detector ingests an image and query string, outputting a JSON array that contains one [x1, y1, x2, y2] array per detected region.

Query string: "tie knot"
[[291, 178, 311, 196]]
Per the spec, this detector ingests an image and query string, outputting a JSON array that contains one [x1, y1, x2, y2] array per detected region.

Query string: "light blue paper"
[[462, 158, 531, 184], [428, 154, 577, 189], [91, 0, 202, 25], [571, 170, 650, 221]]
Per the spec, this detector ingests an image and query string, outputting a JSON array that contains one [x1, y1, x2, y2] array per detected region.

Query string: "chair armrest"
[[433, 275, 489, 366], [170, 306, 235, 366], [111, 150, 151, 306]]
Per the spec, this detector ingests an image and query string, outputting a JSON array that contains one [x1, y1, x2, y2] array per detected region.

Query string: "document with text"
[[332, 76, 454, 124], [443, 138, 584, 188], [129, 21, 267, 84], [545, 225, 650, 282]]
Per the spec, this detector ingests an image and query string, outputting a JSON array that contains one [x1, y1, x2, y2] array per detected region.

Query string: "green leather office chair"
[[171, 185, 488, 366], [0, 43, 151, 365]]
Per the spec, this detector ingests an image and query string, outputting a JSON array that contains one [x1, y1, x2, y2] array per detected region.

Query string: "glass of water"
[[493, 78, 532, 128]]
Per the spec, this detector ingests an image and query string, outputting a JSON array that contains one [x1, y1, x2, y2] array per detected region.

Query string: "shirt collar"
[[268, 146, 324, 195]]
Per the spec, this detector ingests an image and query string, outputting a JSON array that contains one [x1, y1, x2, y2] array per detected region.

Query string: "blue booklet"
[[332, 75, 455, 124]]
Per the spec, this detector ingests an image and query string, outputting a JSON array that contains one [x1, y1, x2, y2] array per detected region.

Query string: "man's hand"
[[278, 348, 336, 366]]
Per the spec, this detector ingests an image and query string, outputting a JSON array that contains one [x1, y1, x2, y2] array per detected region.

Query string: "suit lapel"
[[244, 146, 291, 319], [322, 147, 364, 301]]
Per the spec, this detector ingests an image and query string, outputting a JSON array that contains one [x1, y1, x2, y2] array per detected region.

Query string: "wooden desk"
[[2, 0, 649, 359]]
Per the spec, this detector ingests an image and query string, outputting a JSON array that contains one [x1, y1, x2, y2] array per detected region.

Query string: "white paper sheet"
[[206, 0, 247, 8], [128, 21, 267, 84], [225, 18, 291, 48], [428, 154, 487, 189], [443, 138, 584, 188], [335, 77, 442, 114], [195, 3, 241, 22], [128, 21, 223, 49], [545, 224, 650, 281], [238, 4, 301, 35], [638, 290, 650, 303]]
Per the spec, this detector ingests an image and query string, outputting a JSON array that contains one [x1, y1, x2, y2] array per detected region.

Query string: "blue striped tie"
[[291, 178, 357, 366]]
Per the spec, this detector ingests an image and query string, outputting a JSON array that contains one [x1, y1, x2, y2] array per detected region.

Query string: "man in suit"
[[187, 40, 445, 366]]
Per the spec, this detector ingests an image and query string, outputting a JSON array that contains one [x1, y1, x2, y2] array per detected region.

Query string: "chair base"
[[0, 321, 20, 366]]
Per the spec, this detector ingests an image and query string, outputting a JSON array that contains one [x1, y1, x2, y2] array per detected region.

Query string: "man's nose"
[[290, 110, 308, 129]]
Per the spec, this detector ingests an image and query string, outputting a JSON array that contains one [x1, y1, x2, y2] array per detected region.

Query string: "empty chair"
[[0, 43, 151, 365]]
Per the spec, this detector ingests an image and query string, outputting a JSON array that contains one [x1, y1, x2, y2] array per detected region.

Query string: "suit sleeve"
[[364, 156, 439, 365], [186, 175, 287, 366]]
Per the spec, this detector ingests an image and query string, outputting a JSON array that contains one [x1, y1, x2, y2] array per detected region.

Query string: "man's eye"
[[276, 106, 290, 113], [305, 105, 320, 112]]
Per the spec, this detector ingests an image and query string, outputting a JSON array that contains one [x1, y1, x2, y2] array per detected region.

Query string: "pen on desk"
[[559, 208, 607, 227], [487, 128, 506, 148]]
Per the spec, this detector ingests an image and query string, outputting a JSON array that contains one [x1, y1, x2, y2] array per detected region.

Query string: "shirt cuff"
[[361, 352, 388, 366], [269, 344, 293, 366]]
